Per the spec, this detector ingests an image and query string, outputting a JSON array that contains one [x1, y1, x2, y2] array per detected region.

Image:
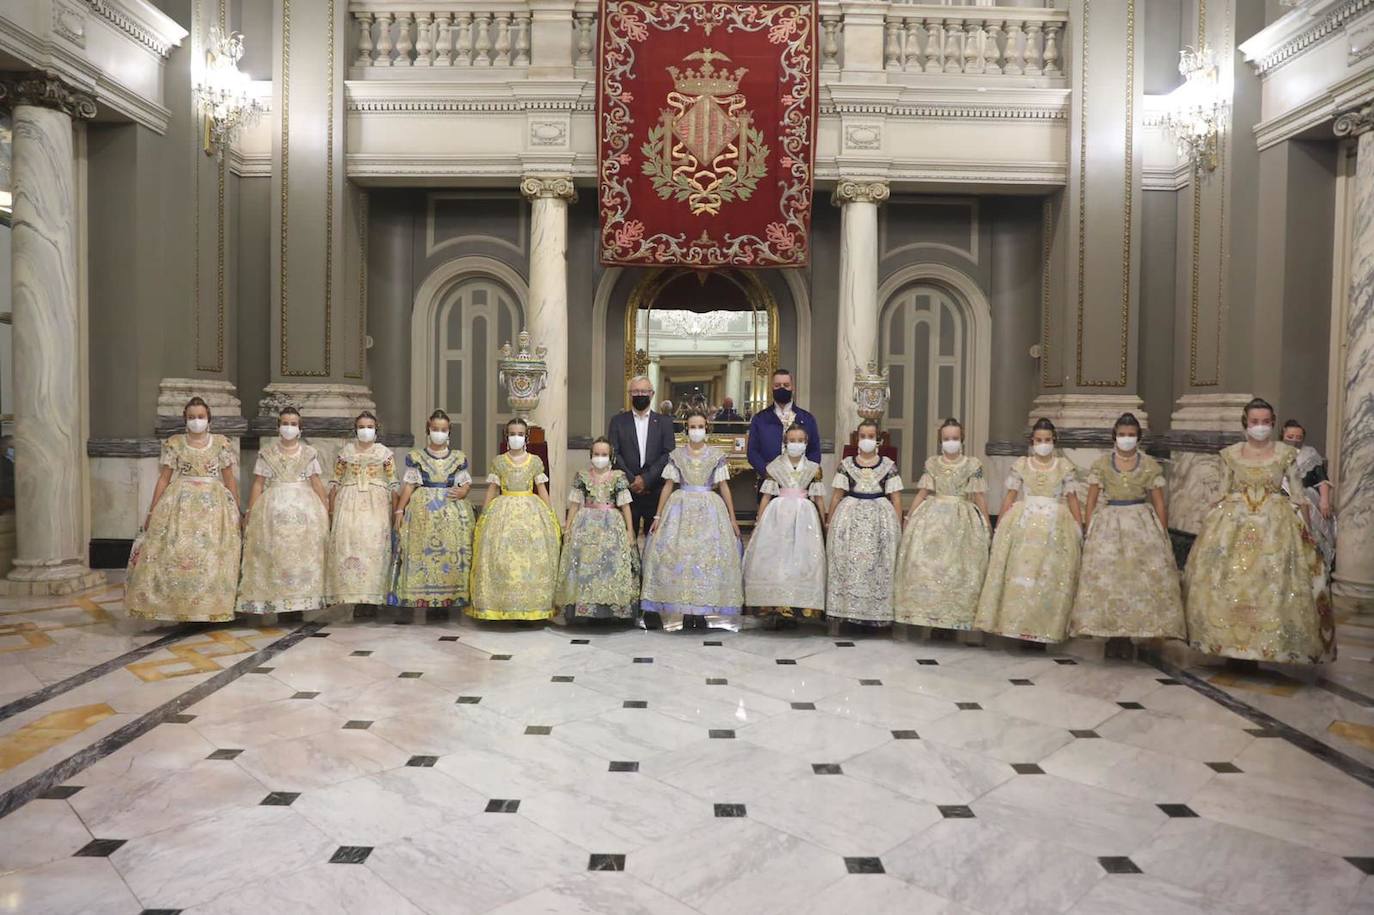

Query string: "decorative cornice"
[[519, 175, 577, 202], [1245, 0, 1373, 74], [86, 0, 187, 58], [0, 72, 97, 119], [1335, 102, 1374, 135], [822, 102, 1067, 121], [832, 179, 890, 206]]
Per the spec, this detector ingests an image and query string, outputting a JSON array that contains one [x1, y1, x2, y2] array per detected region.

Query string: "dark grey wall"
[[1139, 190, 1178, 432], [987, 197, 1042, 439], [1144, 0, 1185, 96], [236, 176, 271, 411]]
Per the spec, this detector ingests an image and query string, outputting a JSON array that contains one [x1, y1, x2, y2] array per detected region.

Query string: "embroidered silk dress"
[[974, 456, 1081, 642], [1184, 443, 1335, 663], [742, 454, 827, 617], [326, 442, 397, 605], [126, 434, 241, 622], [389, 448, 474, 608], [237, 442, 329, 614], [640, 446, 744, 621], [555, 469, 639, 622], [894, 455, 990, 630], [1068, 453, 1185, 640], [1287, 445, 1336, 572], [469, 453, 561, 621], [826, 456, 903, 625]]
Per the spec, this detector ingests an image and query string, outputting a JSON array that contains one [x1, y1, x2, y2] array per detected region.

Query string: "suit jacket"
[[747, 404, 821, 478], [609, 410, 676, 490]]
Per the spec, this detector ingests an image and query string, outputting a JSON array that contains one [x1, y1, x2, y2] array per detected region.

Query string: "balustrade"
[[353, 6, 532, 68], [878, 8, 1064, 77]]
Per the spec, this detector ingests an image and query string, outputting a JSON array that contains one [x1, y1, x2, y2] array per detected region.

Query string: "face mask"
[[631, 394, 652, 412], [591, 455, 611, 470], [1284, 437, 1303, 447], [1032, 442, 1054, 457], [429, 430, 449, 446], [1247, 424, 1273, 442], [185, 418, 208, 434], [857, 438, 877, 454], [687, 427, 707, 443], [279, 425, 300, 441], [1115, 435, 1138, 452], [786, 441, 807, 458], [941, 439, 962, 456], [773, 388, 793, 405], [508, 435, 526, 451], [356, 427, 376, 443]]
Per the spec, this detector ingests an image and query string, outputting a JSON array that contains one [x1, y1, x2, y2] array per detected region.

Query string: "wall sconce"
[[1161, 42, 1227, 173], [193, 26, 263, 157]]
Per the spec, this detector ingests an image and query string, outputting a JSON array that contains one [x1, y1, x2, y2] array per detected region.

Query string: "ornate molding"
[[519, 175, 577, 202], [1247, 0, 1374, 74], [1335, 102, 1374, 136], [832, 179, 890, 206], [86, 0, 183, 57], [0, 73, 98, 119], [53, 1, 88, 49]]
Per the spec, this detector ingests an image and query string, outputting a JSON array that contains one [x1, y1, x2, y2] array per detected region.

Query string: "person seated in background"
[[1282, 419, 1335, 573], [714, 397, 743, 423]]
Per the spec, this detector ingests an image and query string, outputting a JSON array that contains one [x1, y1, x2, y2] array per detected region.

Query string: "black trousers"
[[629, 489, 660, 539]]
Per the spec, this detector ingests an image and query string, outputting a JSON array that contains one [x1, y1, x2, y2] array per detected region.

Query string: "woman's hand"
[[447, 486, 464, 500], [393, 509, 404, 531], [649, 516, 660, 535], [731, 519, 742, 541]]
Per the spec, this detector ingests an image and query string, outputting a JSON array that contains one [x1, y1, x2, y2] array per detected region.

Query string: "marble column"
[[647, 356, 662, 400], [832, 179, 888, 449], [725, 355, 744, 410], [521, 176, 576, 506], [0, 76, 104, 594], [1333, 105, 1374, 614]]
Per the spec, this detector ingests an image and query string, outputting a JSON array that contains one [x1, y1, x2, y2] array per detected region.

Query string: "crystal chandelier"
[[1161, 42, 1227, 173], [654, 310, 735, 338], [194, 26, 264, 156]]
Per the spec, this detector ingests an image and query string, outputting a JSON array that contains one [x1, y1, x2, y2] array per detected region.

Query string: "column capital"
[[1334, 103, 1374, 139], [521, 175, 577, 202], [832, 178, 890, 206], [0, 72, 97, 120]]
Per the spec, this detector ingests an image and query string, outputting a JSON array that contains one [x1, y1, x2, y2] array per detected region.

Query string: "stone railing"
[[352, 6, 534, 68], [872, 6, 1066, 76]]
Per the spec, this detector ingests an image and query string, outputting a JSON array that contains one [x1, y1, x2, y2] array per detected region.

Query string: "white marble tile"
[[183, 673, 301, 719], [366, 703, 527, 755], [519, 771, 713, 852], [843, 739, 1015, 805], [988, 686, 1123, 731], [815, 684, 959, 727], [748, 770, 942, 855], [639, 736, 817, 802], [472, 680, 625, 726], [1030, 663, 1173, 703], [972, 774, 1168, 856], [313, 674, 461, 720], [69, 758, 269, 839], [736, 711, 893, 761], [1065, 874, 1251, 914], [917, 709, 1074, 764], [484, 873, 701, 915], [232, 728, 412, 792], [0, 799, 92, 874], [0, 856, 143, 915], [882, 667, 1015, 704], [1038, 738, 1218, 802], [190, 697, 347, 749], [292, 766, 485, 845], [75, 723, 218, 787], [549, 708, 712, 761], [435, 733, 610, 799], [1349, 878, 1374, 915], [788, 874, 976, 915], [730, 665, 859, 704], [1130, 682, 1255, 729], [181, 862, 425, 915], [1096, 709, 1254, 762], [1185, 772, 1374, 857]]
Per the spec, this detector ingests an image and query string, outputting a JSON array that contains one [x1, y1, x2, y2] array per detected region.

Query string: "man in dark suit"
[[747, 368, 821, 479], [609, 374, 677, 537], [713, 397, 743, 423]]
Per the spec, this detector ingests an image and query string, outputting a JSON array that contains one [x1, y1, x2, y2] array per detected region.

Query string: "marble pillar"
[[832, 179, 888, 449], [1164, 393, 1252, 536], [725, 355, 744, 410], [648, 356, 662, 400], [1333, 105, 1374, 614], [521, 176, 576, 506], [0, 76, 104, 594]]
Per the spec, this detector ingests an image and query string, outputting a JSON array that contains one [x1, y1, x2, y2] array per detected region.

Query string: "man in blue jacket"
[[746, 368, 821, 480]]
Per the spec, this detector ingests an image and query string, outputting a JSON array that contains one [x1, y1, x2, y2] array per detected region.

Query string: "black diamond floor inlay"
[[1156, 678, 1181, 685], [1011, 763, 1045, 774], [1346, 857, 1374, 875], [623, 700, 648, 709], [166, 714, 196, 724], [251, 667, 274, 674], [140, 909, 183, 915], [1098, 856, 1142, 874], [706, 678, 728, 685], [938, 805, 975, 819], [714, 803, 747, 818], [776, 659, 797, 665], [207, 748, 243, 760], [291, 691, 320, 699], [917, 659, 939, 666], [835, 641, 856, 647], [552, 675, 575, 683], [1053, 658, 1078, 665], [571, 639, 590, 645], [891, 730, 920, 740], [588, 853, 626, 871], [525, 726, 553, 735], [709, 729, 735, 739], [844, 857, 885, 874], [791, 702, 816, 710], [1070, 730, 1100, 739], [704, 640, 723, 646], [330, 846, 373, 864], [1206, 761, 1242, 773], [956, 702, 982, 710], [634, 657, 654, 664], [812, 763, 843, 775], [310, 632, 331, 638], [1157, 803, 1198, 818], [343, 720, 373, 730], [1117, 701, 1145, 710], [406, 755, 439, 767], [1009, 679, 1034, 686], [609, 761, 639, 772], [260, 792, 301, 807], [39, 785, 83, 800], [74, 839, 126, 857], [860, 679, 883, 686], [349, 650, 373, 657], [456, 696, 482, 704], [485, 799, 521, 813], [1246, 728, 1281, 738], [399, 671, 424, 679], [438, 635, 460, 642], [491, 654, 512, 661]]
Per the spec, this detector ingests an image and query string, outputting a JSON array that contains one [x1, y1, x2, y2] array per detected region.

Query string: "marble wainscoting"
[[89, 453, 162, 543], [1163, 394, 1253, 537]]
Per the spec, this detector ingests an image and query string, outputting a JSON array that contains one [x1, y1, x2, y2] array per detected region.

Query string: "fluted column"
[[725, 355, 745, 410], [832, 179, 889, 448], [521, 176, 576, 504], [0, 76, 104, 594], [647, 355, 662, 399], [1333, 105, 1374, 614]]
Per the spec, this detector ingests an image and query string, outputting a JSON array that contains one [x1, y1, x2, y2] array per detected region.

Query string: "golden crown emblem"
[[666, 49, 747, 98]]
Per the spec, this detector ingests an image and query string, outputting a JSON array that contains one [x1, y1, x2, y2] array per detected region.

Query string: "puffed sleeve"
[[615, 474, 633, 507], [1144, 455, 1166, 490], [761, 479, 780, 496], [1004, 459, 1024, 492], [454, 455, 473, 487], [383, 450, 399, 491], [402, 454, 423, 486], [217, 438, 238, 471], [534, 456, 549, 486], [1283, 452, 1306, 508], [661, 459, 681, 483], [253, 454, 273, 478], [330, 454, 345, 488], [807, 465, 826, 498], [916, 472, 935, 491], [711, 457, 731, 486], [831, 466, 851, 491], [567, 476, 584, 505], [966, 460, 988, 493], [304, 457, 323, 478], [883, 466, 904, 494], [1085, 457, 1106, 489], [159, 437, 177, 467]]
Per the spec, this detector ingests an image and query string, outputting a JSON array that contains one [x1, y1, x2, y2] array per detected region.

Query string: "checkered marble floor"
[[1, 595, 1373, 914]]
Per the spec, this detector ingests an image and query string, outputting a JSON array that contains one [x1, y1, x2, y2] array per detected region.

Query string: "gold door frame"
[[623, 268, 782, 410]]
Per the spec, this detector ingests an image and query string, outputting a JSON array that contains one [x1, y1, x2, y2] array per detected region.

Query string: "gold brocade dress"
[[469, 453, 561, 621], [974, 456, 1081, 643], [894, 455, 990, 630], [237, 442, 329, 615], [388, 448, 474, 608], [826, 456, 903, 624], [1069, 453, 1185, 640], [555, 470, 640, 622], [126, 434, 241, 623], [1183, 443, 1335, 663], [326, 443, 397, 605]]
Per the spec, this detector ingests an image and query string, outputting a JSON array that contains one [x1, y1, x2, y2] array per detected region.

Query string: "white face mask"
[[508, 435, 526, 451], [1247, 424, 1273, 442], [1032, 442, 1055, 457], [857, 438, 878, 454], [185, 418, 209, 434], [687, 427, 707, 444], [786, 441, 807, 458], [1115, 435, 1138, 452], [279, 425, 300, 441], [591, 455, 611, 470], [941, 439, 962, 456], [356, 427, 376, 444], [429, 429, 449, 446]]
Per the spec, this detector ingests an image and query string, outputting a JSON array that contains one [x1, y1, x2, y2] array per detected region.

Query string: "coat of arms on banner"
[[597, 1, 817, 268]]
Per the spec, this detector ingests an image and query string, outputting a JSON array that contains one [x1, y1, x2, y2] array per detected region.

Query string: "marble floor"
[[1, 585, 1373, 914]]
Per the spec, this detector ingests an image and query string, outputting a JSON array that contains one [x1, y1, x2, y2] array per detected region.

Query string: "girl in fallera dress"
[[469, 418, 561, 621], [825, 420, 904, 627], [326, 411, 397, 607], [1183, 398, 1335, 664], [237, 407, 330, 615], [641, 410, 744, 630], [742, 422, 827, 625], [555, 436, 640, 624], [126, 397, 242, 623], [893, 418, 990, 633], [974, 418, 1083, 644], [1281, 419, 1336, 574], [389, 410, 475, 609], [1067, 413, 1185, 655]]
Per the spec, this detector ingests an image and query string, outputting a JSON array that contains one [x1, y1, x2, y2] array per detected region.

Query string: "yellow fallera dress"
[[326, 442, 397, 605], [1183, 442, 1335, 663], [126, 434, 241, 623], [468, 452, 561, 620], [894, 454, 990, 630], [237, 442, 329, 614], [1068, 453, 1185, 640], [974, 455, 1081, 643]]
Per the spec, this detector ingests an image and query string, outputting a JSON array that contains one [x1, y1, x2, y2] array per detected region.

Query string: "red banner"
[[597, 0, 817, 268]]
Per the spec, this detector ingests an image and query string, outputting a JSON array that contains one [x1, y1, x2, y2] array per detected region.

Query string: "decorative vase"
[[498, 329, 548, 421]]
